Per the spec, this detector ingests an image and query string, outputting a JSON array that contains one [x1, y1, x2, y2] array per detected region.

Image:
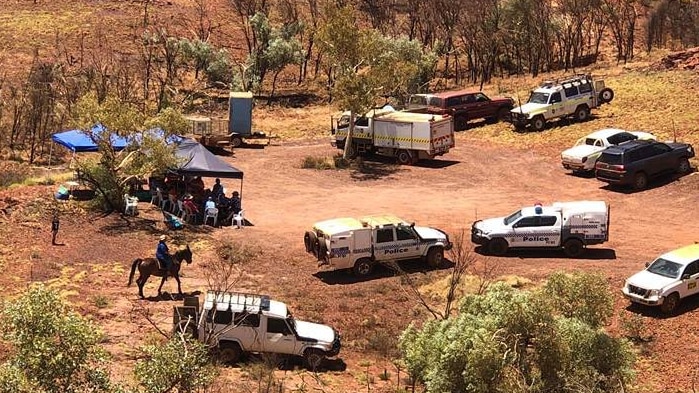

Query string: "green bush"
[[400, 273, 635, 393], [0, 284, 114, 393]]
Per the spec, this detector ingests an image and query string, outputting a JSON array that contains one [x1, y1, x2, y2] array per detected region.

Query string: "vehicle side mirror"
[[410, 222, 415, 228], [644, 262, 650, 268], [682, 274, 691, 280]]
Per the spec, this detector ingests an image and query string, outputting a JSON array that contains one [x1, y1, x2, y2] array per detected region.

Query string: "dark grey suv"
[[595, 140, 694, 190]]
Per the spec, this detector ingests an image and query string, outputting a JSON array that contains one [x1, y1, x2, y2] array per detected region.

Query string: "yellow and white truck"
[[331, 109, 455, 165]]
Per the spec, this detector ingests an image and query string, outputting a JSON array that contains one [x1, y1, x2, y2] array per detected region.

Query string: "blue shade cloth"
[[174, 138, 244, 179], [51, 124, 130, 152], [129, 128, 185, 145]]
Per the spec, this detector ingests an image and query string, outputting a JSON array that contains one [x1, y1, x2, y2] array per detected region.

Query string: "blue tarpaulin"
[[52, 125, 243, 180], [51, 124, 130, 152]]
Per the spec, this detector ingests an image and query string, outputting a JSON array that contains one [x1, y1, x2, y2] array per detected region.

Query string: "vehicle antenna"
[[672, 119, 677, 143]]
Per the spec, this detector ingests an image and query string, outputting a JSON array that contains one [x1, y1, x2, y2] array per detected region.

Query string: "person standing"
[[51, 211, 60, 245]]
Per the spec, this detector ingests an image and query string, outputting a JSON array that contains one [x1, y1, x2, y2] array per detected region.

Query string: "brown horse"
[[128, 245, 192, 298]]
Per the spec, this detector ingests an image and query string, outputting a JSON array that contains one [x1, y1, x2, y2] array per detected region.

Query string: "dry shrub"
[[301, 154, 351, 170]]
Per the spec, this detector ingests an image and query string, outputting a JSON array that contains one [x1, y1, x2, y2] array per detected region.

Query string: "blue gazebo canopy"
[[51, 124, 129, 152]]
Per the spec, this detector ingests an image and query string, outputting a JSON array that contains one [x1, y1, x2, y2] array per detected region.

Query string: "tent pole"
[[239, 178, 243, 204]]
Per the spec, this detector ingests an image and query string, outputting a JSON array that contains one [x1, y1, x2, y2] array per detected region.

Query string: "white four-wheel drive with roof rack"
[[470, 201, 610, 257], [508, 74, 614, 131], [173, 291, 341, 370], [304, 214, 452, 277], [622, 244, 699, 314]]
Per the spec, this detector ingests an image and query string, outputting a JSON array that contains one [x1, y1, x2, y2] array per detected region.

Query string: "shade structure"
[[51, 124, 129, 152], [174, 138, 244, 179]]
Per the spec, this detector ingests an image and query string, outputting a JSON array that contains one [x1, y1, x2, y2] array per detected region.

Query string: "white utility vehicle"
[[471, 201, 610, 257], [508, 74, 614, 131], [173, 291, 341, 369], [561, 129, 656, 172], [622, 244, 699, 314], [305, 214, 452, 277], [331, 109, 454, 165]]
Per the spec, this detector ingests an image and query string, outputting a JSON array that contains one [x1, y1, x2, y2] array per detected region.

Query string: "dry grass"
[[467, 70, 699, 158]]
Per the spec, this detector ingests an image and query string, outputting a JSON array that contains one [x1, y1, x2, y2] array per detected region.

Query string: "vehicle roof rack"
[[206, 291, 271, 312]]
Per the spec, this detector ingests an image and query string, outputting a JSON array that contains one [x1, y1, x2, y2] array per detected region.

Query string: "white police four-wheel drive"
[[305, 214, 452, 277], [622, 244, 699, 314], [471, 201, 609, 257]]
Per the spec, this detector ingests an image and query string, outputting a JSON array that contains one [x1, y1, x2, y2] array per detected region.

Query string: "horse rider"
[[156, 235, 173, 273]]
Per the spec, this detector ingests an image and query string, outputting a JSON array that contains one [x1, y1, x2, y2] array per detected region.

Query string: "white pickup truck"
[[622, 244, 699, 314], [305, 214, 452, 277], [173, 291, 341, 370], [471, 201, 610, 257]]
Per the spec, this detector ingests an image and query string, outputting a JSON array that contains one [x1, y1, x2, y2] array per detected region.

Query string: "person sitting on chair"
[[156, 235, 172, 272], [224, 191, 242, 224], [205, 196, 216, 212]]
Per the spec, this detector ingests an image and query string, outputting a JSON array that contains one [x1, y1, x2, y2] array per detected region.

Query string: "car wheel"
[[531, 116, 546, 131], [353, 258, 374, 277], [304, 231, 316, 253], [304, 348, 325, 371], [396, 150, 413, 165], [563, 238, 584, 258], [575, 105, 590, 122], [660, 292, 680, 315], [231, 136, 243, 148], [345, 143, 358, 159], [425, 247, 444, 268], [677, 158, 691, 174], [218, 342, 242, 365], [633, 172, 648, 190], [497, 107, 510, 122], [487, 238, 508, 256], [599, 88, 614, 103], [454, 115, 468, 131]]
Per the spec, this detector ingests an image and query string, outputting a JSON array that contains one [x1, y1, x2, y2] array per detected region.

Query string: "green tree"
[[71, 93, 183, 212], [241, 12, 305, 100], [134, 334, 217, 393], [0, 285, 114, 393], [318, 4, 437, 159], [400, 273, 635, 393]]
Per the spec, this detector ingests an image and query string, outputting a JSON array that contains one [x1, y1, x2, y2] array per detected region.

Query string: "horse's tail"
[[128, 259, 142, 286]]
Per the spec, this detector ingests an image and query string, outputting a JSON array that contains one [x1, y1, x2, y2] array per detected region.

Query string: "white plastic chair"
[[204, 207, 219, 227], [124, 194, 139, 216], [233, 210, 244, 229], [156, 188, 167, 210]]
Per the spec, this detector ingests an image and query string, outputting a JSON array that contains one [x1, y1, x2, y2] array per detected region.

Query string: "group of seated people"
[[153, 176, 242, 227]]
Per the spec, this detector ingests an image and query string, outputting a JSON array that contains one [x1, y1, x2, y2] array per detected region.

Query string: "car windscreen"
[[408, 95, 428, 107], [528, 92, 550, 104], [598, 151, 624, 165], [504, 210, 522, 225], [646, 258, 683, 279], [577, 138, 597, 146]]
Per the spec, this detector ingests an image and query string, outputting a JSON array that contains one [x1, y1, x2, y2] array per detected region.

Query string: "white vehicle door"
[[512, 215, 561, 248], [679, 261, 699, 299], [548, 91, 564, 119], [263, 317, 298, 355], [328, 235, 352, 270], [373, 226, 397, 261], [206, 309, 260, 351], [394, 225, 422, 259]]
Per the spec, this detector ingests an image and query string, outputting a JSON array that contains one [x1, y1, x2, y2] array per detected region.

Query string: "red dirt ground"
[[2, 131, 699, 392]]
